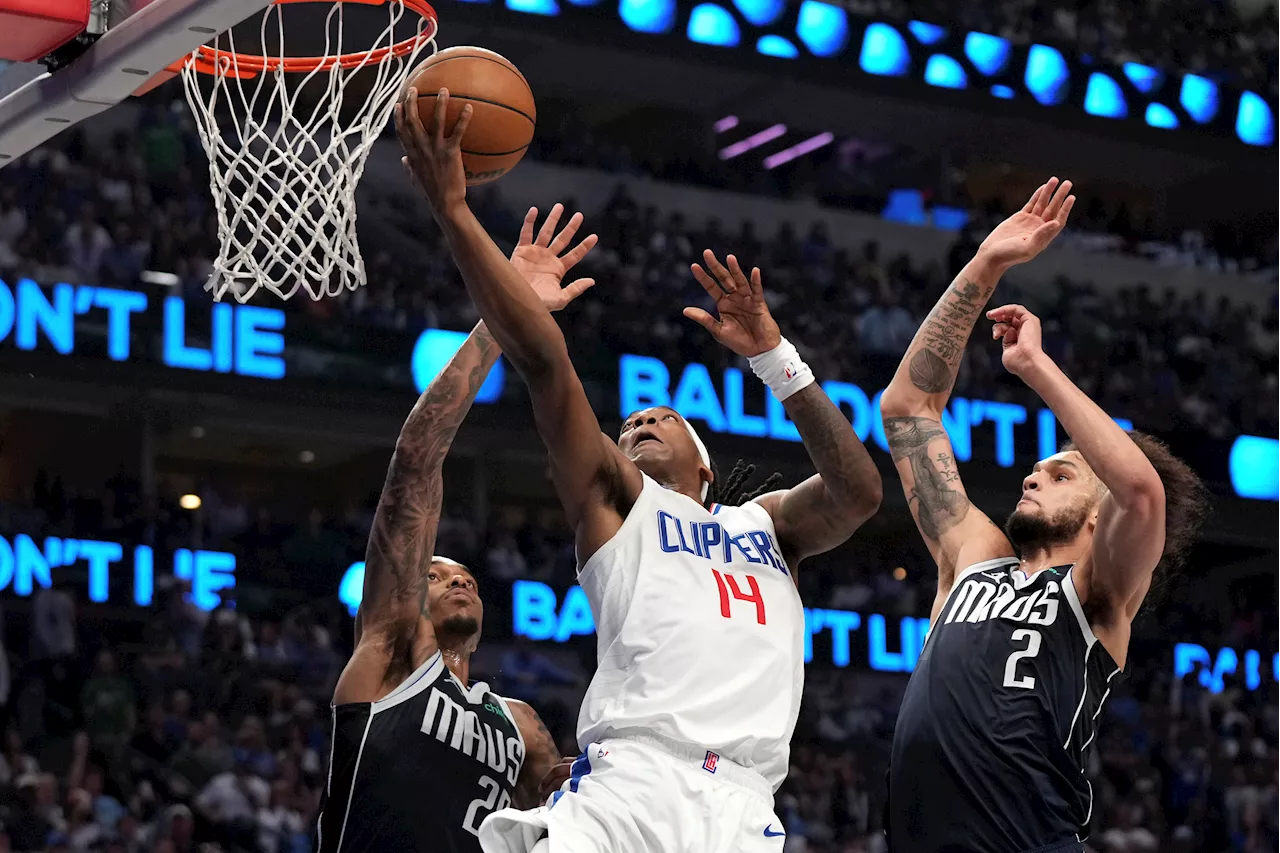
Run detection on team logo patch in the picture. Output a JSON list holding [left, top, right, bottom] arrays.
[[784, 364, 796, 379], [702, 751, 719, 773]]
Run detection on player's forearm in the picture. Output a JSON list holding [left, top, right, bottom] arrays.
[[1018, 353, 1162, 505], [403, 320, 500, 462], [782, 384, 883, 524], [881, 254, 1007, 416], [363, 322, 498, 620], [436, 202, 572, 380]]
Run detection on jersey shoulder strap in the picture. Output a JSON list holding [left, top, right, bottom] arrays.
[[366, 650, 446, 712]]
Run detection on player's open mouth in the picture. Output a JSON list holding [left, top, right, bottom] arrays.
[[632, 431, 662, 447]]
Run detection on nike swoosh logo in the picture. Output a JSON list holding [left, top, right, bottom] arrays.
[[763, 825, 785, 837]]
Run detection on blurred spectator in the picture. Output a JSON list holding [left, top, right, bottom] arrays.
[[80, 652, 136, 752], [194, 760, 269, 851]]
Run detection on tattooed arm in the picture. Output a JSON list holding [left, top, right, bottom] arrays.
[[754, 383, 882, 567], [880, 179, 1074, 602], [509, 700, 562, 809], [334, 322, 500, 704], [335, 196, 602, 705]]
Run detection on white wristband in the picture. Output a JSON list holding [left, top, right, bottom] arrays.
[[748, 337, 815, 401]]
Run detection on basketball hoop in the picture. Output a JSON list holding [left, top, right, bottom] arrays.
[[178, 0, 438, 302]]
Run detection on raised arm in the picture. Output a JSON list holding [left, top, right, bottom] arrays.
[[685, 252, 882, 566], [879, 179, 1075, 598], [989, 304, 1165, 621], [395, 90, 641, 549], [339, 212, 601, 703], [341, 321, 500, 701]]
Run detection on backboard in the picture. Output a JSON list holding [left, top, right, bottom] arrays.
[[0, 0, 273, 163]]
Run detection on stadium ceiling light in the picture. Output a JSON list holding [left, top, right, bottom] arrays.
[[179, 494, 202, 510], [763, 131, 834, 168], [718, 123, 787, 159], [713, 115, 739, 133]]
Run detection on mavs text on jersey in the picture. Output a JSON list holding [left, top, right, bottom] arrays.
[[318, 652, 526, 853], [889, 558, 1122, 853]]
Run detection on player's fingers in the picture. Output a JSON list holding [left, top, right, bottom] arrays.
[[537, 204, 564, 247], [748, 266, 764, 297], [992, 322, 1011, 340], [726, 254, 751, 293], [691, 263, 728, 297], [447, 103, 473, 150], [1030, 177, 1058, 216], [683, 306, 720, 334], [561, 233, 598, 269], [1055, 194, 1076, 227], [986, 304, 1025, 321], [399, 156, 421, 191], [428, 88, 448, 147], [561, 278, 596, 303], [1020, 183, 1045, 213], [1044, 179, 1072, 220], [518, 207, 537, 246], [701, 250, 735, 293], [402, 91, 433, 157], [1030, 218, 1064, 247], [550, 211, 583, 254]]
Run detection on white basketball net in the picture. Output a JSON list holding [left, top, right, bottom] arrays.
[[180, 1, 437, 302]]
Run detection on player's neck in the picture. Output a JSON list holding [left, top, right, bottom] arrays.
[[1017, 541, 1085, 575], [656, 474, 704, 505], [439, 644, 471, 686]]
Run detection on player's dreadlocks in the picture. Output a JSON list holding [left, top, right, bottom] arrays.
[[706, 458, 785, 507]]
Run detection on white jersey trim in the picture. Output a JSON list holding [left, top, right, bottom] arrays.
[[499, 696, 529, 762], [333, 710, 374, 853], [1061, 567, 1096, 646], [934, 556, 1020, 621], [369, 650, 446, 713]]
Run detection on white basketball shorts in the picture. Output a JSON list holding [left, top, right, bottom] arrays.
[[478, 732, 787, 853]]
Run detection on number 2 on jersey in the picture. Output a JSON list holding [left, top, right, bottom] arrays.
[[1002, 628, 1042, 690], [711, 569, 766, 624], [462, 775, 509, 837]]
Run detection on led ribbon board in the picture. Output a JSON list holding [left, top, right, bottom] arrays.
[[444, 0, 1275, 146]]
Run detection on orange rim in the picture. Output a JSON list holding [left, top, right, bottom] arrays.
[[172, 0, 438, 79]]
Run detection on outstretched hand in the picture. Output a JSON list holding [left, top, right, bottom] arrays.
[[394, 88, 472, 215], [686, 250, 781, 358], [511, 204, 599, 312], [988, 304, 1045, 377], [977, 178, 1075, 270]]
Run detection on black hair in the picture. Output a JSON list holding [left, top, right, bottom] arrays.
[[706, 458, 785, 507], [1062, 432, 1209, 606]]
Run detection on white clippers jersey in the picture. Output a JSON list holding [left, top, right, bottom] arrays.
[[576, 474, 805, 790]]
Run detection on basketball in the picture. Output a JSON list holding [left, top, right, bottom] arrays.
[[407, 47, 536, 186]]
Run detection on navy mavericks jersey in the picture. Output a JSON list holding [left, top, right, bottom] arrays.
[[317, 652, 526, 853], [888, 559, 1122, 853]]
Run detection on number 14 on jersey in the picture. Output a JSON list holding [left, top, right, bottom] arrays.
[[711, 569, 766, 624]]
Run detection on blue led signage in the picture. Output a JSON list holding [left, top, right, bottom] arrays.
[[512, 579, 931, 670], [1174, 642, 1278, 693], [0, 534, 235, 610], [411, 328, 506, 398], [0, 279, 285, 379], [618, 353, 1130, 468], [445, 0, 1276, 147], [335, 571, 1276, 686]]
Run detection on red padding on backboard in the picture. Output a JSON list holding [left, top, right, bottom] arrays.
[[0, 0, 90, 63]]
